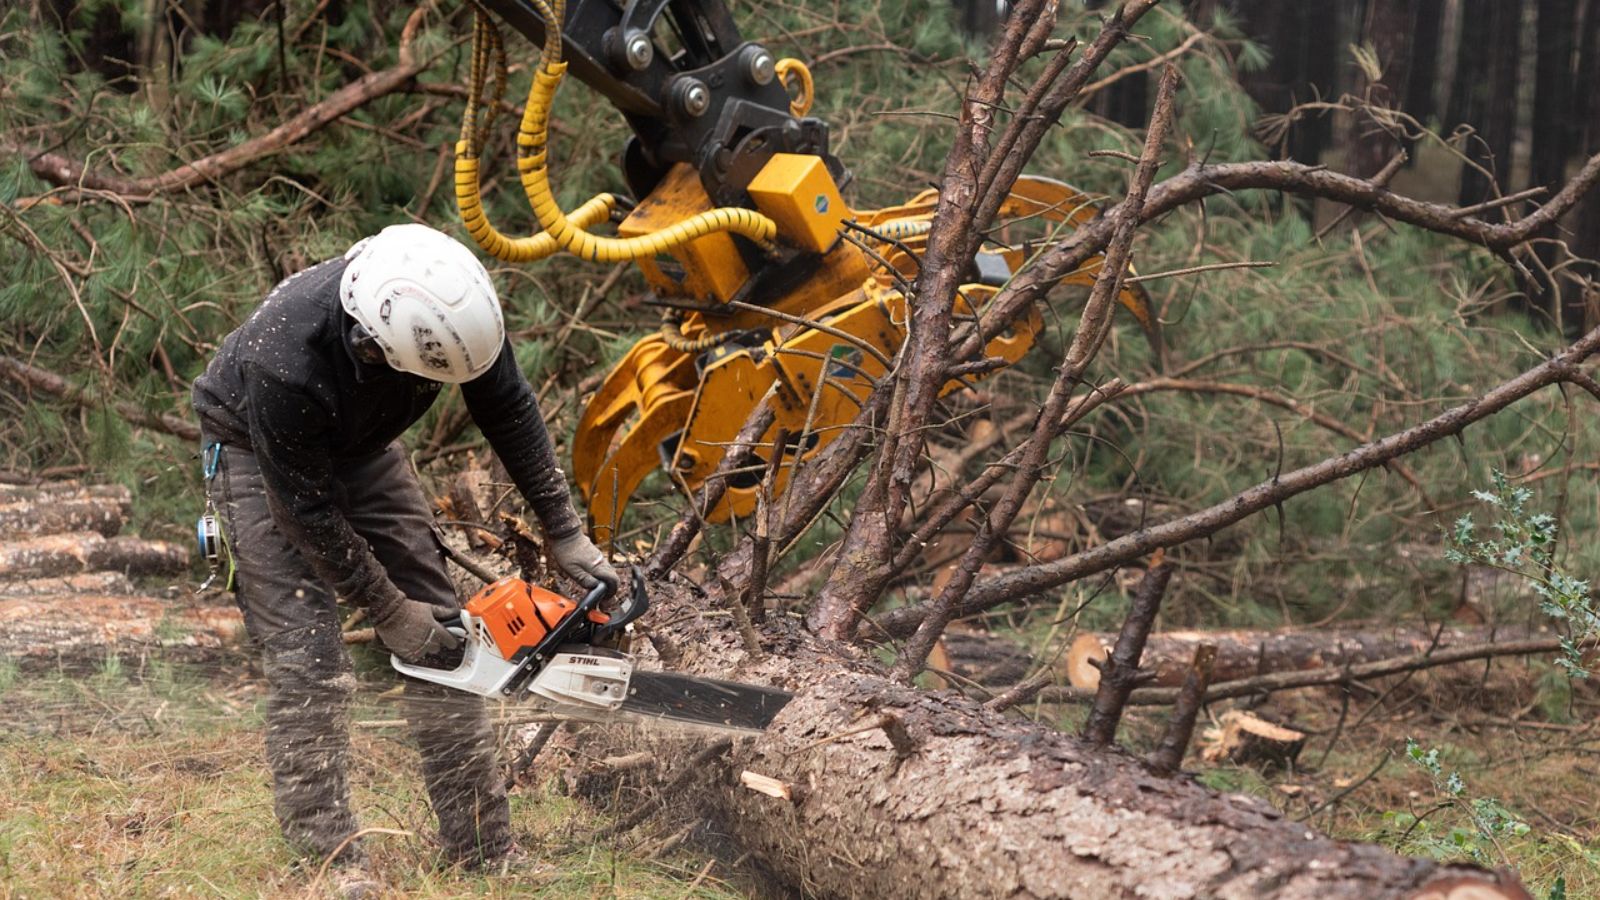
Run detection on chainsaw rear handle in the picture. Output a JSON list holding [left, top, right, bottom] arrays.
[[595, 566, 649, 641]]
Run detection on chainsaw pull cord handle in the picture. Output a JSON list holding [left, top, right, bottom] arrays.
[[514, 0, 782, 264]]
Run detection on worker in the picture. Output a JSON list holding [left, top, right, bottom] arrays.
[[191, 223, 616, 891]]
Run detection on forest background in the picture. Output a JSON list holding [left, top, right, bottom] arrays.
[[3, 0, 1600, 896]]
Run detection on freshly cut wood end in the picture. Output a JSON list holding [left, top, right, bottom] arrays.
[[1409, 873, 1536, 900], [739, 770, 793, 801], [1066, 634, 1111, 690], [1200, 711, 1306, 769]]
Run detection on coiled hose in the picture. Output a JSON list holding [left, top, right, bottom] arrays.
[[514, 0, 780, 263], [454, 10, 614, 262], [861, 218, 932, 242], [657, 311, 725, 353]]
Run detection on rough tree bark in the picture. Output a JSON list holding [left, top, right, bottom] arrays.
[[596, 580, 1529, 899], [1450, 0, 1524, 206], [810, 0, 1163, 640], [0, 479, 236, 665], [0, 533, 189, 579], [0, 482, 132, 537], [0, 594, 242, 665], [1348, 0, 1413, 178]]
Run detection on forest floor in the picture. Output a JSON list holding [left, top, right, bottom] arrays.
[[0, 653, 759, 899], [3, 612, 1597, 898], [1100, 665, 1600, 898]]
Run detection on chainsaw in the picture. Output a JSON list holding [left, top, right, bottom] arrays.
[[392, 567, 791, 733]]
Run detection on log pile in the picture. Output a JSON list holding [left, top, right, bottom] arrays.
[[0, 481, 241, 664]]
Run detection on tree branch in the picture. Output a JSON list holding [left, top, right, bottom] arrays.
[[808, 0, 1060, 638], [963, 151, 1600, 359], [0, 354, 199, 442], [873, 325, 1600, 637], [646, 388, 778, 579], [889, 64, 1181, 677], [9, 7, 432, 204], [1041, 635, 1599, 707]]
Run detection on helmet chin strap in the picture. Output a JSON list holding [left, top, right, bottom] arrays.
[[345, 316, 393, 369]]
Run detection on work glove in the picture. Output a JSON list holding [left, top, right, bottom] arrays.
[[372, 597, 462, 663], [549, 531, 620, 593]]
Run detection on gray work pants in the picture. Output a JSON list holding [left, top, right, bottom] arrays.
[[204, 437, 511, 866]]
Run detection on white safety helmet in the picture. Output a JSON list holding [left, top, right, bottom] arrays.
[[339, 223, 505, 383]]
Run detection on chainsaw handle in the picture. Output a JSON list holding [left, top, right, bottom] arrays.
[[595, 567, 649, 641], [577, 578, 614, 615]]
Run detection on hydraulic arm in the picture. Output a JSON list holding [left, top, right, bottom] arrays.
[[456, 0, 1161, 547]]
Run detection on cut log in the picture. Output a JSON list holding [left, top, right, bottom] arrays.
[[1065, 625, 1537, 690], [0, 594, 243, 662], [0, 571, 137, 599], [0, 489, 132, 538], [1201, 711, 1308, 770], [0, 533, 189, 579], [0, 481, 130, 500], [586, 579, 1527, 899]]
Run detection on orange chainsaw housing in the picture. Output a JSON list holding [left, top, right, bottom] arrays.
[[464, 577, 609, 661]]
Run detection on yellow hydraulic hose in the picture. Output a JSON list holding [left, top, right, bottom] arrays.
[[658, 311, 725, 353], [512, 0, 779, 264], [453, 11, 613, 262], [862, 218, 932, 242], [456, 156, 615, 261]]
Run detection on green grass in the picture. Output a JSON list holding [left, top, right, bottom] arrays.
[[0, 661, 747, 899]]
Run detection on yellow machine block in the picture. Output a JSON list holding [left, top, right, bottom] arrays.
[[747, 153, 848, 254], [619, 164, 748, 302]]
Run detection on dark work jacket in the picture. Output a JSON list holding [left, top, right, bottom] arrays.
[[192, 256, 580, 610]]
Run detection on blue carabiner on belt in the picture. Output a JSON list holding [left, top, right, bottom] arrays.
[[203, 442, 222, 481]]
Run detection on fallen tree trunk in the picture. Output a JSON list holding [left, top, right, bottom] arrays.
[[0, 481, 129, 499], [1063, 625, 1542, 690], [0, 594, 243, 663], [0, 571, 137, 599], [0, 533, 189, 579], [589, 579, 1526, 899], [1048, 634, 1599, 708], [0, 485, 132, 538], [0, 355, 201, 442], [932, 628, 1036, 685]]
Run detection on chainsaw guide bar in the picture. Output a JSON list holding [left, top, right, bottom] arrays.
[[620, 670, 792, 734]]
